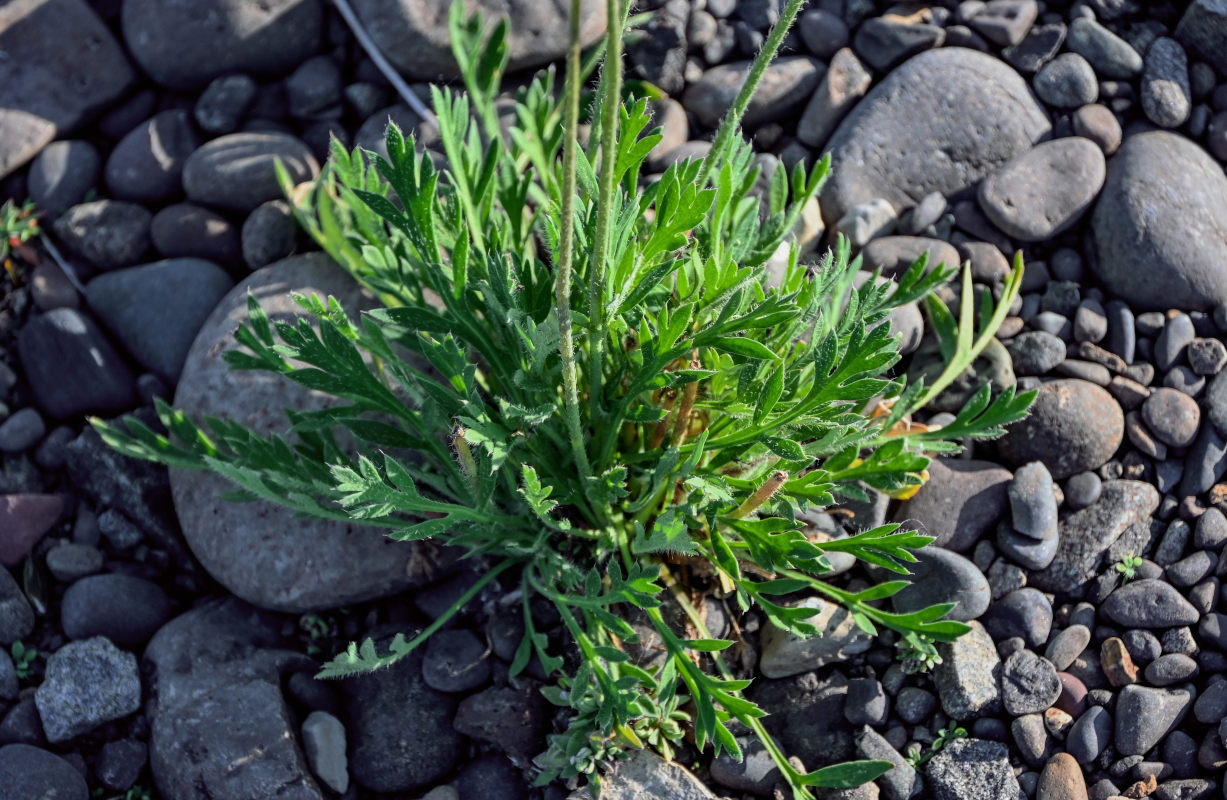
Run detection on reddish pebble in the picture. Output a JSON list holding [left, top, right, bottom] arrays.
[[0, 493, 64, 565], [1101, 637, 1138, 687], [1054, 671, 1088, 716], [1038, 752, 1089, 800]]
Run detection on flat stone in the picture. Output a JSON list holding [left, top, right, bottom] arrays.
[[60, 573, 173, 648], [926, 738, 1021, 800], [969, 0, 1037, 47], [52, 200, 151, 271], [859, 236, 961, 279], [981, 587, 1052, 649], [934, 621, 1002, 720], [122, 0, 323, 90], [105, 110, 200, 203], [1090, 132, 1227, 312], [749, 672, 856, 769], [1101, 579, 1200, 628], [1115, 684, 1193, 755], [151, 203, 242, 268], [351, 0, 604, 80], [0, 744, 88, 800], [1067, 17, 1143, 78], [1029, 480, 1159, 593], [997, 520, 1059, 570], [34, 637, 141, 743], [978, 137, 1105, 241], [892, 547, 990, 622], [182, 133, 319, 213], [759, 595, 873, 677], [684, 56, 824, 129], [599, 748, 716, 800], [820, 47, 1050, 226], [144, 598, 325, 800], [1002, 649, 1062, 715], [797, 47, 872, 150], [452, 684, 546, 761], [85, 259, 234, 384], [17, 309, 137, 419], [894, 458, 1011, 552], [852, 16, 944, 73], [170, 255, 428, 612], [998, 379, 1124, 480], [27, 140, 101, 219], [0, 0, 135, 180]]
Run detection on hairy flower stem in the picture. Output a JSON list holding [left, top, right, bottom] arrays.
[[587, 0, 623, 417], [697, 0, 807, 188], [556, 0, 593, 483]]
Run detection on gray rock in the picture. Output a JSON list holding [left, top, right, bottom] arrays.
[[85, 258, 234, 384], [27, 141, 101, 218], [171, 255, 428, 612], [894, 458, 1011, 552], [1142, 388, 1201, 448], [0, 0, 134, 180], [1188, 338, 1227, 375], [749, 671, 855, 769], [896, 686, 938, 724], [1193, 679, 1227, 723], [455, 754, 525, 800], [1181, 422, 1227, 496], [352, 0, 605, 80], [452, 684, 546, 760], [981, 587, 1052, 649], [1145, 653, 1199, 686], [599, 748, 716, 800], [17, 309, 137, 419], [1033, 53, 1098, 108], [286, 55, 342, 120], [1001, 649, 1062, 714], [833, 198, 897, 248], [1090, 132, 1227, 311], [684, 56, 824, 129], [858, 727, 919, 800], [1176, 0, 1227, 76], [105, 110, 200, 203], [1009, 461, 1058, 541], [892, 547, 991, 622], [121, 0, 323, 90], [1003, 22, 1066, 74], [1030, 480, 1158, 593], [968, 0, 1037, 47], [1155, 312, 1195, 370], [52, 200, 151, 270], [1046, 625, 1091, 671], [242, 200, 299, 270], [799, 8, 850, 60], [977, 137, 1105, 241], [1067, 704, 1112, 764], [820, 47, 1049, 226], [1142, 38, 1192, 129], [182, 133, 319, 213], [144, 598, 324, 800], [60, 573, 173, 648], [926, 738, 1021, 800], [997, 520, 1059, 570], [0, 409, 45, 453], [0, 743, 88, 800], [1067, 17, 1143, 78], [34, 637, 141, 743], [0, 645, 16, 701], [1073, 104, 1123, 156], [998, 379, 1124, 480], [421, 629, 491, 693], [934, 621, 1002, 720], [860, 236, 961, 278], [1006, 331, 1067, 375], [0, 560, 33, 645], [301, 711, 347, 794], [852, 16, 944, 73], [1102, 579, 1200, 628], [797, 47, 872, 150], [1011, 713, 1052, 766], [195, 74, 258, 135], [759, 595, 873, 677], [1115, 684, 1194, 755], [151, 203, 242, 267], [710, 738, 781, 795], [96, 737, 147, 792]]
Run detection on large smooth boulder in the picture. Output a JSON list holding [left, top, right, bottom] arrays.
[[1090, 131, 1227, 311], [351, 0, 605, 80], [820, 47, 1050, 224], [121, 0, 324, 90], [0, 0, 135, 179], [170, 254, 430, 612]]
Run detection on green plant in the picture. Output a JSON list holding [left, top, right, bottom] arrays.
[[10, 640, 37, 680], [896, 630, 942, 675], [1115, 553, 1143, 582], [92, 786, 153, 800], [0, 199, 40, 281], [904, 721, 967, 769], [92, 0, 1033, 796]]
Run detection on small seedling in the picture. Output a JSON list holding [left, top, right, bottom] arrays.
[[896, 630, 942, 675], [0, 199, 40, 281], [905, 722, 968, 768], [1115, 553, 1143, 583], [10, 640, 37, 680]]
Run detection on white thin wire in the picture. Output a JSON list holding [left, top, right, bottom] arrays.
[[330, 0, 437, 125]]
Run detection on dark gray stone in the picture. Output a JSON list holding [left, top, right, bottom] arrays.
[[242, 201, 299, 270], [934, 621, 1002, 720], [34, 637, 141, 743], [1176, 1, 1227, 76], [122, 0, 324, 90], [981, 587, 1051, 649], [1067, 704, 1112, 764], [85, 258, 234, 384], [710, 737, 781, 796], [105, 110, 200, 203], [1102, 579, 1200, 628], [1115, 684, 1193, 755], [151, 203, 242, 267], [0, 0, 135, 180], [1001, 649, 1061, 714], [1145, 653, 1199, 686], [820, 47, 1049, 226], [27, 141, 101, 218], [421, 629, 490, 693], [0, 743, 88, 800], [182, 133, 319, 213], [1033, 52, 1098, 108], [1142, 37, 1191, 129], [1067, 17, 1143, 78], [683, 57, 823, 129], [1090, 132, 1227, 312], [195, 74, 258, 135], [852, 16, 944, 72], [892, 547, 990, 621], [1143, 388, 1201, 447], [453, 684, 547, 761], [968, 0, 1037, 47], [96, 737, 147, 792], [894, 458, 1011, 552], [60, 573, 173, 648], [797, 47, 872, 150], [1181, 423, 1227, 497], [978, 137, 1105, 241], [1009, 461, 1058, 540], [52, 200, 151, 270], [1006, 331, 1067, 375], [926, 738, 1021, 800], [998, 379, 1124, 480], [18, 309, 137, 419]]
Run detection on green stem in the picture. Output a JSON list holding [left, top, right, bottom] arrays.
[[556, 0, 594, 482], [696, 0, 807, 187], [588, 0, 624, 418]]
